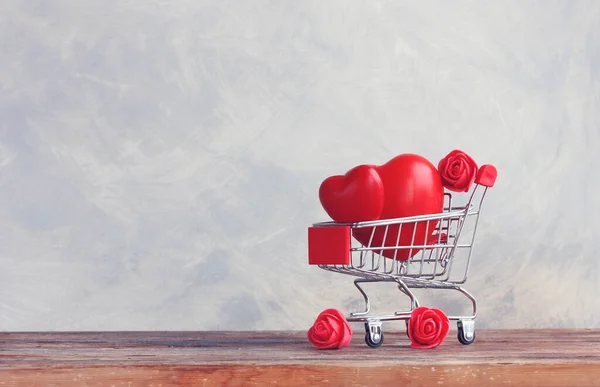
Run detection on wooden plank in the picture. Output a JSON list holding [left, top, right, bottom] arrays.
[[1, 330, 600, 386]]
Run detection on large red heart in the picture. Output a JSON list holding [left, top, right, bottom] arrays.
[[318, 165, 384, 223], [352, 154, 445, 261]]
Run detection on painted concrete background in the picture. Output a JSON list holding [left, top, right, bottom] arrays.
[[1, 0, 599, 332]]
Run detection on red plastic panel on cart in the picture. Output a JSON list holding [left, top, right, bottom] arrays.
[[308, 226, 351, 265], [475, 164, 497, 187]]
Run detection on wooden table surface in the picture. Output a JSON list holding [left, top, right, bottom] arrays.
[[1, 329, 600, 386]]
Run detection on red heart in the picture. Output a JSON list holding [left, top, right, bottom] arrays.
[[318, 165, 384, 224], [352, 154, 444, 261]]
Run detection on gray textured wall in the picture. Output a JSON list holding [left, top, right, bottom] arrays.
[[1, 0, 599, 332]]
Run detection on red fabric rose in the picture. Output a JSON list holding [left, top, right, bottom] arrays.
[[438, 150, 478, 192], [307, 308, 352, 349], [407, 306, 450, 349]]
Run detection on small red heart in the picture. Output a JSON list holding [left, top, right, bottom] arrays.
[[318, 165, 384, 224]]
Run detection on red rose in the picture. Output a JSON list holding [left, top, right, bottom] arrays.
[[407, 306, 450, 349], [307, 308, 352, 349], [438, 150, 478, 192]]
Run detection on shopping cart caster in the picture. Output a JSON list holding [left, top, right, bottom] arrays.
[[364, 321, 384, 348], [457, 320, 476, 345]]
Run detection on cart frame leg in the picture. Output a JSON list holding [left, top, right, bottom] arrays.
[[349, 277, 419, 318]]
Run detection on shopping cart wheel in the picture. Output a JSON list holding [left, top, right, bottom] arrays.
[[364, 321, 384, 348], [457, 320, 476, 345]]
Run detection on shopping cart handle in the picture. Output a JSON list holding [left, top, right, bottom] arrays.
[[475, 164, 497, 187]]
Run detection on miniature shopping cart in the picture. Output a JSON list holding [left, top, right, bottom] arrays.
[[308, 165, 497, 348]]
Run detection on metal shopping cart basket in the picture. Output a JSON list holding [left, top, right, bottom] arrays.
[[308, 164, 497, 348]]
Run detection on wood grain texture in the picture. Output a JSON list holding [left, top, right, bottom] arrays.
[[1, 330, 600, 386]]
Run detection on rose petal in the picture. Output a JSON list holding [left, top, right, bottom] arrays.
[[308, 319, 333, 348], [323, 316, 341, 341], [318, 340, 339, 349], [453, 173, 470, 188], [455, 154, 468, 163], [424, 318, 442, 341], [338, 319, 353, 348], [424, 320, 434, 335], [451, 158, 465, 172], [450, 165, 462, 178], [337, 315, 353, 348], [432, 308, 451, 339], [414, 316, 425, 341], [411, 341, 440, 349], [315, 321, 333, 341], [311, 321, 333, 344], [314, 321, 328, 333], [320, 309, 346, 323], [322, 312, 342, 329], [438, 157, 449, 172], [308, 327, 329, 347], [418, 316, 437, 342], [415, 316, 429, 341], [408, 307, 428, 345], [323, 316, 340, 331], [443, 164, 458, 181]]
